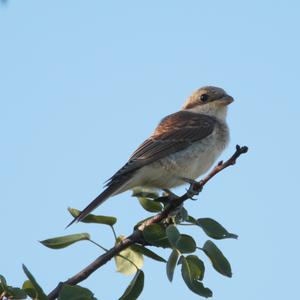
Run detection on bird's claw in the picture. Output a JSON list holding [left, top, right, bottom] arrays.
[[181, 177, 203, 199], [184, 188, 198, 200]]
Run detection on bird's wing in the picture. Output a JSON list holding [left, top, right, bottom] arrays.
[[106, 111, 216, 185], [67, 111, 216, 227]]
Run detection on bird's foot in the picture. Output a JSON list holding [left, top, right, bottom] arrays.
[[180, 177, 203, 200], [163, 189, 180, 201], [153, 189, 179, 205]]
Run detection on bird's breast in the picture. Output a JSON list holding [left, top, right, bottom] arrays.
[[131, 121, 229, 189]]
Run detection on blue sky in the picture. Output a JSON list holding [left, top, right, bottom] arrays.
[[1, 1, 299, 299]]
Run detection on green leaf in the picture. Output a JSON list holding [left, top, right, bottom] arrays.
[[130, 244, 166, 262], [22, 264, 48, 300], [181, 256, 213, 298], [166, 226, 196, 253], [166, 249, 180, 282], [58, 284, 96, 300], [22, 280, 37, 298], [178, 207, 189, 222], [115, 236, 144, 275], [68, 207, 117, 225], [0, 275, 8, 292], [186, 215, 197, 224], [143, 224, 171, 248], [134, 217, 153, 230], [196, 218, 238, 239], [40, 233, 90, 249], [0, 276, 27, 300], [132, 188, 159, 199], [137, 197, 163, 212], [166, 225, 180, 247], [202, 240, 232, 277], [119, 270, 144, 300], [6, 287, 27, 299], [177, 255, 184, 265], [185, 255, 205, 281], [176, 234, 197, 254]]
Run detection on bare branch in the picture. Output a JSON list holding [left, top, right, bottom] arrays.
[[48, 145, 248, 299]]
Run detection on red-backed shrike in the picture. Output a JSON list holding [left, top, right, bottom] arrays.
[[68, 86, 233, 227]]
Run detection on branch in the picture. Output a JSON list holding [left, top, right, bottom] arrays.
[[48, 145, 248, 299]]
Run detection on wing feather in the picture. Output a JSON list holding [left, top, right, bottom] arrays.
[[106, 111, 216, 186], [69, 111, 216, 226]]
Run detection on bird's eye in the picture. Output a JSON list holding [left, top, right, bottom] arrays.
[[200, 94, 209, 102]]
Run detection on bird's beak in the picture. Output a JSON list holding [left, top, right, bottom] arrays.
[[220, 95, 234, 105]]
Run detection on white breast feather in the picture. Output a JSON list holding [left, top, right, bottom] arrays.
[[122, 121, 229, 190]]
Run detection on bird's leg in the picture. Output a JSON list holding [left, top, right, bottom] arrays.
[[179, 177, 203, 200], [163, 202, 184, 225], [154, 189, 178, 205], [161, 189, 182, 224], [163, 189, 179, 200]]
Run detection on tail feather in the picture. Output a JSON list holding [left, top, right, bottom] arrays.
[[66, 182, 124, 228]]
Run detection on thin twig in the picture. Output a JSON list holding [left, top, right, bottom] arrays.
[[110, 225, 118, 241], [88, 239, 108, 252], [89, 238, 140, 270], [48, 145, 248, 299]]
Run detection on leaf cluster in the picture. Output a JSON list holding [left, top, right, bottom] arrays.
[[1, 267, 96, 300], [1, 190, 238, 300]]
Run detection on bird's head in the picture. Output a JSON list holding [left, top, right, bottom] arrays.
[[182, 86, 234, 120]]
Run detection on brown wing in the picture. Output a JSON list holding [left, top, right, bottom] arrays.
[[105, 111, 216, 186], [67, 111, 216, 227]]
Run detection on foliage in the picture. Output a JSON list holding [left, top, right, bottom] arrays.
[[0, 189, 238, 300]]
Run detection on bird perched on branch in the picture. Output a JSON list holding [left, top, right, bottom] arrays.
[[67, 86, 233, 227]]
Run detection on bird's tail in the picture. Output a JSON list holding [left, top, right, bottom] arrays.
[[66, 182, 125, 228]]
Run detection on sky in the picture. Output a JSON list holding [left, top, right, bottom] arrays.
[[1, 0, 300, 299]]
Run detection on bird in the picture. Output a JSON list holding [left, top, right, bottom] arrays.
[[67, 86, 233, 227]]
